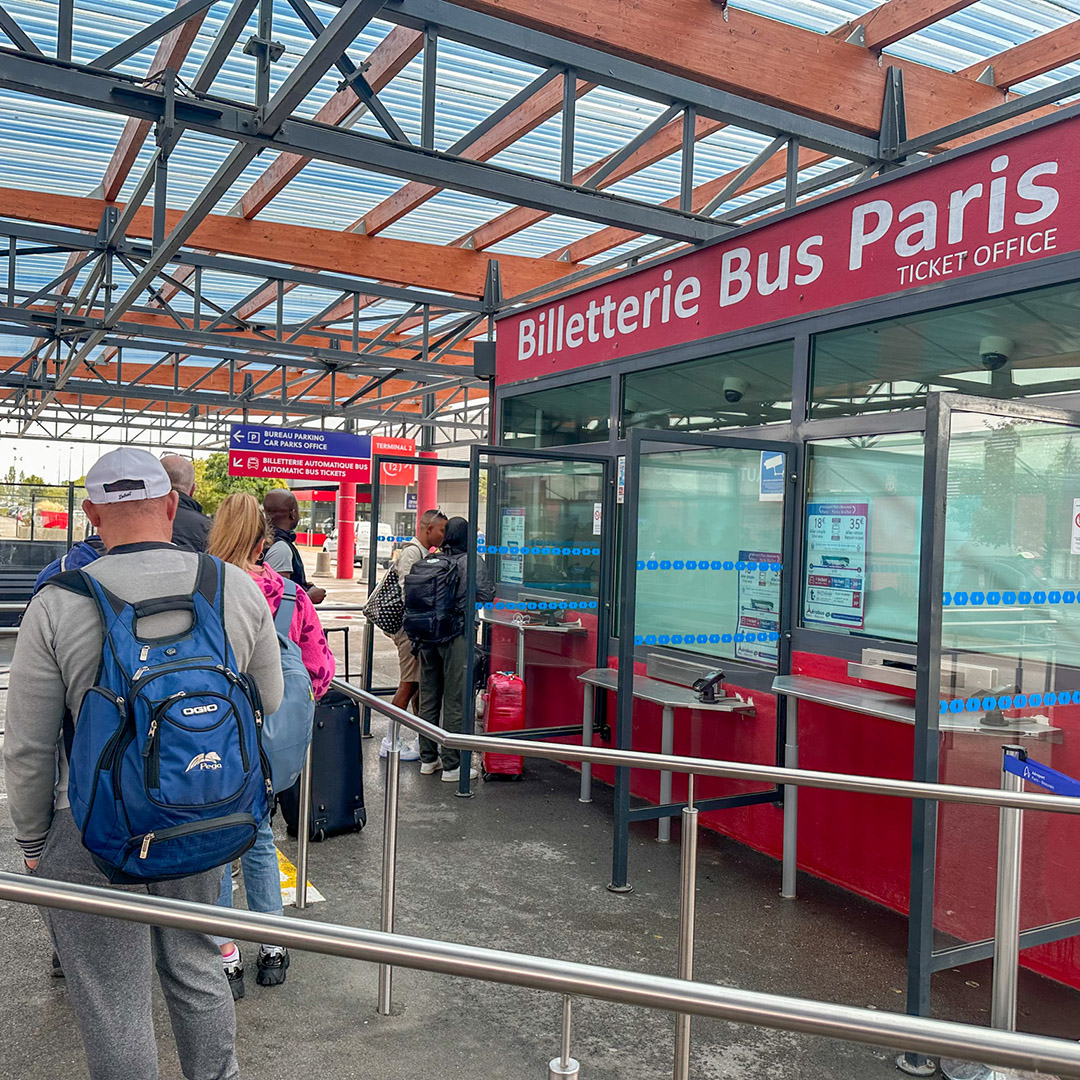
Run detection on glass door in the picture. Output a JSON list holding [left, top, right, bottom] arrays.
[[910, 393, 1080, 1028], [359, 452, 471, 732], [612, 427, 797, 889], [457, 446, 615, 796]]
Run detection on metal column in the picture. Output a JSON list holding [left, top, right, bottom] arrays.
[[579, 689, 593, 804], [659, 705, 674, 843], [781, 698, 798, 899]]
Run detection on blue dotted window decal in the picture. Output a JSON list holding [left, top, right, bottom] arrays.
[[935, 690, 1080, 715]]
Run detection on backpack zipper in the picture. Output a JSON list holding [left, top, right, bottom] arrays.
[[131, 657, 214, 691], [136, 812, 256, 860]]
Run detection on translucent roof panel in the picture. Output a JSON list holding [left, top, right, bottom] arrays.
[[0, 0, 1078, 327]]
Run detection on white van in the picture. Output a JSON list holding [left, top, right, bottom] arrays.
[[322, 521, 393, 570]]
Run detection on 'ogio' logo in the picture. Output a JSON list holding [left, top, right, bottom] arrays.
[[185, 752, 223, 773], [181, 703, 219, 717]]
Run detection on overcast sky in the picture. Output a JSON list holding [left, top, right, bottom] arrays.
[[3, 438, 211, 483]]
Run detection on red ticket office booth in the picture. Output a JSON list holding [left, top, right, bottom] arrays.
[[483, 106, 1080, 1023]]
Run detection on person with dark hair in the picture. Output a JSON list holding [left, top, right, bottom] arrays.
[[412, 516, 493, 782], [263, 489, 326, 605], [391, 508, 447, 767]]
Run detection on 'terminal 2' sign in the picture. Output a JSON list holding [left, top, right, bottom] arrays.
[[497, 111, 1078, 383]]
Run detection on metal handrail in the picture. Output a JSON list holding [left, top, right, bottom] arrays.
[[2, 871, 1080, 1078], [330, 673, 1080, 1077], [328, 678, 1080, 816]]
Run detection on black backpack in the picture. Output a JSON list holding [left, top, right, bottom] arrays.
[[403, 553, 460, 645]]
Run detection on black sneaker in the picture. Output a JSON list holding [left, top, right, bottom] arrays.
[[256, 946, 289, 987], [51, 952, 64, 979], [223, 949, 245, 1001]]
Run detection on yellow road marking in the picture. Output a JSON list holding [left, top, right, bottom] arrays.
[[277, 847, 325, 907]]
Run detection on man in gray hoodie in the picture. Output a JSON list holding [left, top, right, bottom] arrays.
[[4, 447, 284, 1080]]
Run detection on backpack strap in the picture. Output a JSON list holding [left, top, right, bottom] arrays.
[[273, 578, 298, 638]]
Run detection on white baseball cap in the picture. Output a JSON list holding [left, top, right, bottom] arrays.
[[85, 447, 172, 504]]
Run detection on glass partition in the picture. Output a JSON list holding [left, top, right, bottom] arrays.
[[622, 340, 793, 434], [464, 449, 610, 779], [488, 459, 604, 600], [501, 378, 611, 449], [926, 401, 1080, 998], [801, 433, 925, 642], [635, 444, 787, 666], [811, 279, 1080, 421]]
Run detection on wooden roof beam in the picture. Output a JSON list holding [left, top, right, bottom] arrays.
[[356, 71, 595, 237], [0, 187, 573, 297], [832, 0, 978, 51], [458, 112, 725, 252], [441, 0, 1009, 138], [549, 144, 830, 265], [101, 0, 213, 202], [959, 20, 1080, 89], [237, 25, 424, 219]]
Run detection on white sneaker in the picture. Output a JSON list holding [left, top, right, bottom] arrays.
[[381, 734, 422, 761], [420, 759, 443, 775], [441, 763, 480, 782]]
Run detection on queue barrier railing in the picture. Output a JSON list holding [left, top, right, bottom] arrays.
[[4, 622, 1079, 1077], [325, 676, 1080, 1079], [3, 870, 1080, 1079]]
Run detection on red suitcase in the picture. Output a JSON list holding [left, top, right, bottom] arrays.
[[482, 672, 526, 779]]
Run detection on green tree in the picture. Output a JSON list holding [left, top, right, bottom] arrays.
[[194, 453, 287, 515]]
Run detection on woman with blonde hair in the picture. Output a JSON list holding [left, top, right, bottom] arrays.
[[206, 492, 334, 999]]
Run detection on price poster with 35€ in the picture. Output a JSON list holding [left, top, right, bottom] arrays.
[[803, 503, 868, 631]]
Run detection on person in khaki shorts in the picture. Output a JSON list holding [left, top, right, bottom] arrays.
[[389, 509, 447, 765]]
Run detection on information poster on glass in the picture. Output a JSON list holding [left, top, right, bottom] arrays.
[[803, 503, 868, 630], [500, 507, 526, 585], [736, 550, 781, 664]]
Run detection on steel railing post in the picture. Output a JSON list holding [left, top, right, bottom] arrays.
[[579, 689, 593, 804], [941, 745, 1028, 1080], [673, 775, 699, 1080], [549, 994, 579, 1078], [296, 743, 313, 910], [360, 618, 374, 737], [781, 699, 798, 899], [992, 746, 1026, 1032], [378, 719, 402, 1016]]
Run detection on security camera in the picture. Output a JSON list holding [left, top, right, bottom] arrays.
[[979, 336, 1015, 372], [723, 377, 749, 404]]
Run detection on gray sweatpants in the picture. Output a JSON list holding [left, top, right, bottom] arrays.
[[34, 809, 239, 1080]]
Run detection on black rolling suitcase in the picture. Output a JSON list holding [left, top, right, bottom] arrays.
[[279, 688, 367, 841]]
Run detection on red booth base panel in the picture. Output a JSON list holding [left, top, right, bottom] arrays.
[[490, 627, 1080, 993]]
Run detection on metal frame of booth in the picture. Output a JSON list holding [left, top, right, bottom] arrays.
[[489, 108, 1080, 1058]]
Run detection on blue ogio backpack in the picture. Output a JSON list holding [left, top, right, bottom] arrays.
[[46, 554, 271, 883], [32, 536, 106, 594], [261, 580, 315, 792]]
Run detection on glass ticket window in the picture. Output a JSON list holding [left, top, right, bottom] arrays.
[[811, 279, 1080, 421], [931, 403, 1080, 962], [490, 460, 605, 600], [635, 444, 787, 666], [622, 340, 793, 434], [941, 411, 1080, 675], [501, 378, 611, 449], [802, 433, 925, 642]]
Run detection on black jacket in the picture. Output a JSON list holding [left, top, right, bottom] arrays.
[[450, 550, 495, 611], [271, 527, 310, 590], [171, 491, 212, 553]]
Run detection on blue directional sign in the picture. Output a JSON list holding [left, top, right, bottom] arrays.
[[230, 424, 371, 459]]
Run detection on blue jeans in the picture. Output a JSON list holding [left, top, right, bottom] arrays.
[[213, 814, 283, 947]]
